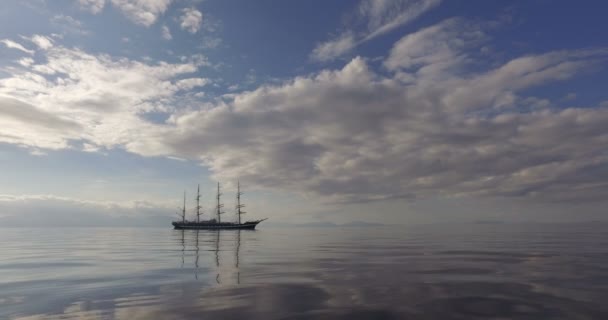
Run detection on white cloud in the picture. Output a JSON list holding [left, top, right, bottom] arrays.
[[30, 35, 54, 50], [180, 7, 203, 33], [174, 77, 210, 90], [2, 18, 608, 205], [151, 52, 606, 203], [144, 21, 608, 204], [311, 33, 356, 62], [77, 0, 106, 14], [18, 57, 35, 67], [110, 0, 173, 27], [1, 39, 34, 55], [360, 0, 442, 41], [161, 24, 172, 40], [77, 0, 173, 27], [0, 39, 208, 151], [311, 0, 441, 62]]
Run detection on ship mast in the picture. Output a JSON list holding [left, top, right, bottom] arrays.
[[216, 182, 224, 223], [196, 184, 202, 223], [236, 181, 246, 224]]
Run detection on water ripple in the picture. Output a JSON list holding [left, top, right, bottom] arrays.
[[1, 224, 607, 319]]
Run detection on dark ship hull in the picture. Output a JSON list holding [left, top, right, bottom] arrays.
[[172, 219, 265, 230]]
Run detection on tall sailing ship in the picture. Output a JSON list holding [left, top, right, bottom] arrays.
[[172, 182, 267, 230]]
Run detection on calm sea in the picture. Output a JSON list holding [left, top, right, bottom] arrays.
[[1, 224, 607, 319]]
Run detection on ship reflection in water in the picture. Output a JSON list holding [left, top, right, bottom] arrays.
[[178, 229, 243, 284], [1, 224, 608, 319]]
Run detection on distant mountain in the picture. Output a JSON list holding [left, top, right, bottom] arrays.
[[293, 222, 338, 228]]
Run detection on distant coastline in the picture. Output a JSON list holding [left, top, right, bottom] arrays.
[[264, 221, 386, 228]]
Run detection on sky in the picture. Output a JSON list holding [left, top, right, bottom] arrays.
[[1, 0, 608, 226]]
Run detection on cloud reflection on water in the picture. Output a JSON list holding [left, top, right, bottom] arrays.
[[2, 225, 607, 319]]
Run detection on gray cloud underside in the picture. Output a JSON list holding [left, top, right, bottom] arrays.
[[0, 96, 82, 149], [158, 57, 608, 203], [153, 19, 608, 203], [2, 19, 608, 204], [0, 96, 80, 130]]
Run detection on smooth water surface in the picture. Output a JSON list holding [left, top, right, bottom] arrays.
[[1, 224, 607, 319]]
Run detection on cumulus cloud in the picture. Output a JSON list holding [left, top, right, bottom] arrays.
[[144, 20, 607, 203], [0, 40, 209, 151], [2, 17, 608, 205], [311, 0, 441, 62], [148, 52, 607, 203], [180, 7, 203, 34], [29, 35, 54, 50], [110, 0, 172, 27]]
